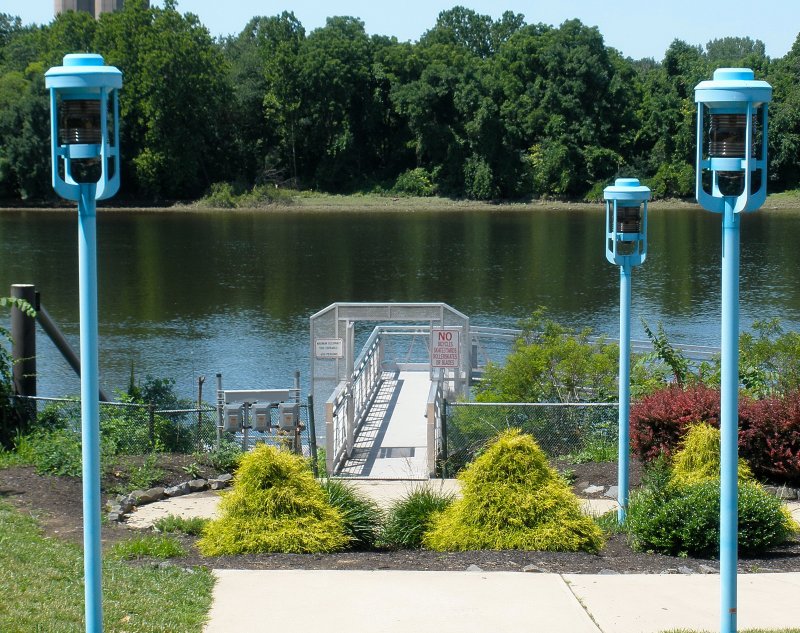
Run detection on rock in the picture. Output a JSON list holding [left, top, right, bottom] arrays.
[[164, 482, 191, 497], [145, 487, 165, 502], [128, 490, 148, 505], [188, 478, 208, 492], [522, 565, 547, 573], [466, 564, 483, 572], [131, 487, 164, 505], [776, 485, 798, 500], [583, 485, 604, 495], [678, 566, 694, 575], [603, 485, 619, 499]]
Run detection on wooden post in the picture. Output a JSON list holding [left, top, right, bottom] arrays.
[[10, 284, 37, 399]]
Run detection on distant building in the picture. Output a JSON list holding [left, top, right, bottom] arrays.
[[54, 0, 148, 19]]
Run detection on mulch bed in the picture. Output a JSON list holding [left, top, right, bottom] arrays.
[[1, 457, 799, 574]]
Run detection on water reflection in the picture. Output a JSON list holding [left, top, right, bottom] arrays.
[[1, 207, 799, 399]]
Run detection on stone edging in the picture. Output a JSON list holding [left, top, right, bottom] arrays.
[[105, 473, 233, 523]]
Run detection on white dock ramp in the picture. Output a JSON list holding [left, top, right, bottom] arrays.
[[338, 371, 431, 479]]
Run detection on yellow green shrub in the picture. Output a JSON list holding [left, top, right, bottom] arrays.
[[197, 445, 348, 555], [423, 429, 603, 553], [671, 422, 753, 488]]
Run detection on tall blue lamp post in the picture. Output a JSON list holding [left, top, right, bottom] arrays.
[[45, 53, 122, 633], [604, 178, 650, 523], [695, 68, 771, 633]]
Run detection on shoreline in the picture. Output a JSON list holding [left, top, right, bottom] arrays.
[[2, 191, 799, 213]]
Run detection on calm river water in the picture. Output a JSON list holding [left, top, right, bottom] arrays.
[[2, 206, 799, 400]]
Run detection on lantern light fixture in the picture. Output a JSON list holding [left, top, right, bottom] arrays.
[[695, 67, 772, 633], [45, 53, 122, 633], [604, 178, 650, 524]]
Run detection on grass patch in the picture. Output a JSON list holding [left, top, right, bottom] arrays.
[[153, 514, 209, 536], [108, 534, 186, 561], [322, 479, 383, 549], [381, 486, 454, 549], [564, 438, 618, 464], [0, 501, 213, 632]]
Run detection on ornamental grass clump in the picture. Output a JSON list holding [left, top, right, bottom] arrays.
[[423, 429, 603, 553], [197, 445, 348, 556]]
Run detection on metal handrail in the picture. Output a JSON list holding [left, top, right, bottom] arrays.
[[325, 380, 349, 474], [426, 371, 444, 477]]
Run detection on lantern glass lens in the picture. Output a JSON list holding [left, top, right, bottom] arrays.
[[709, 114, 747, 157], [59, 99, 101, 145], [617, 206, 641, 234]]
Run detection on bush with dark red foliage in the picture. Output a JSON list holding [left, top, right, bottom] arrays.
[[630, 385, 721, 462], [630, 385, 800, 485], [739, 393, 800, 485]]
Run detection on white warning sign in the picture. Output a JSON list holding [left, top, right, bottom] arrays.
[[431, 328, 460, 368]]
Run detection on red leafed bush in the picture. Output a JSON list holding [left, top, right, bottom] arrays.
[[631, 385, 800, 485], [630, 384, 721, 462], [739, 394, 800, 485]]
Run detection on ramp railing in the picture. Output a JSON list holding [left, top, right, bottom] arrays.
[[426, 370, 445, 477], [325, 327, 385, 475]]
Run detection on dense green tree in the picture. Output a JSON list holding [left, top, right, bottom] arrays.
[[767, 34, 800, 190], [94, 0, 232, 198], [0, 7, 799, 201], [225, 12, 305, 186]]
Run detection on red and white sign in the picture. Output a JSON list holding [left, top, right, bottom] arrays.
[[431, 328, 460, 368]]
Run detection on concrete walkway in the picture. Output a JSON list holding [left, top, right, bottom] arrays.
[[205, 570, 800, 633], [119, 482, 800, 632]]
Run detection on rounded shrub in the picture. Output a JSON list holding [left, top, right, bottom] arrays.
[[381, 486, 454, 549], [322, 479, 383, 549], [423, 429, 603, 553], [197, 445, 348, 556], [391, 168, 435, 197], [627, 479, 796, 557]]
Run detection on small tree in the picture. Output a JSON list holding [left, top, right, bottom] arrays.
[[476, 309, 618, 403]]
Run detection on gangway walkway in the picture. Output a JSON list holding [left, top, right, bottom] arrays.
[[338, 370, 431, 479], [314, 302, 720, 480]]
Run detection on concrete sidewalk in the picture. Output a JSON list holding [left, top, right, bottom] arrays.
[[204, 570, 800, 633]]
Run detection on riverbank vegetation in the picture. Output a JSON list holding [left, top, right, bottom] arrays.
[[2, 2, 800, 205]]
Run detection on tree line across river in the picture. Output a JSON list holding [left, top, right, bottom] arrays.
[[1, 0, 799, 203]]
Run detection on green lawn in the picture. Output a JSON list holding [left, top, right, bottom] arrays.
[[0, 501, 214, 632]]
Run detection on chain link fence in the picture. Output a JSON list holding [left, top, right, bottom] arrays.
[[441, 401, 618, 476], [15, 395, 319, 460], [16, 396, 218, 454]]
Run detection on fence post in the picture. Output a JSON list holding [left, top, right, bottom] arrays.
[[148, 403, 155, 449], [307, 395, 318, 477], [197, 375, 205, 452], [441, 399, 448, 478]]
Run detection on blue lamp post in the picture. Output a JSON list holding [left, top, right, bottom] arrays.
[[604, 178, 650, 523], [45, 53, 122, 633], [695, 68, 771, 633]]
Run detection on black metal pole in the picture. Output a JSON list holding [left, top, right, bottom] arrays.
[[441, 399, 449, 478], [307, 395, 318, 477]]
